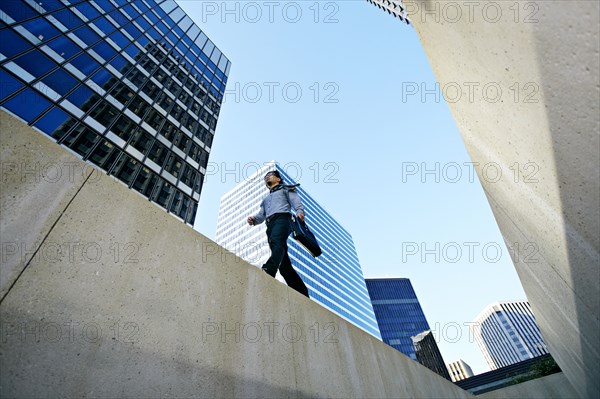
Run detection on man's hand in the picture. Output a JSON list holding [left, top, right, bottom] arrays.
[[297, 212, 305, 223], [247, 216, 256, 225]]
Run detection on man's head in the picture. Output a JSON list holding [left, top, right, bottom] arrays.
[[264, 170, 283, 188]]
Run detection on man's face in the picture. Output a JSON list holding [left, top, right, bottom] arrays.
[[264, 172, 281, 188]]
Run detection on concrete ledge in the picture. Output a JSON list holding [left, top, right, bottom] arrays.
[[479, 373, 577, 399], [0, 111, 472, 398], [0, 111, 93, 300]]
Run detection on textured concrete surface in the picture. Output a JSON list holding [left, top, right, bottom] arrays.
[[0, 112, 94, 300], [479, 372, 578, 399], [0, 111, 472, 398], [408, 1, 599, 397]]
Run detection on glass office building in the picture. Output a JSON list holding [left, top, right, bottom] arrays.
[[216, 162, 382, 339], [412, 330, 451, 380], [471, 301, 549, 370], [0, 0, 230, 224], [365, 278, 430, 360]]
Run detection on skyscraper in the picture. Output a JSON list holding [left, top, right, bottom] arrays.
[[471, 301, 549, 370], [216, 162, 381, 339], [0, 0, 230, 224], [447, 359, 474, 382], [366, 0, 411, 24], [412, 330, 452, 380], [365, 278, 430, 360]]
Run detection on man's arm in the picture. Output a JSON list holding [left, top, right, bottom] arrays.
[[288, 190, 305, 221], [248, 202, 266, 225]]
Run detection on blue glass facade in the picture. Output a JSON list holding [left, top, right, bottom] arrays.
[[216, 162, 382, 339], [365, 278, 430, 359], [0, 0, 230, 224]]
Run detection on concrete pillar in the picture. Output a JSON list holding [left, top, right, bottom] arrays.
[[407, 1, 599, 397]]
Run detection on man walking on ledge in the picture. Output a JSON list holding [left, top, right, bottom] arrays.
[[247, 170, 310, 298]]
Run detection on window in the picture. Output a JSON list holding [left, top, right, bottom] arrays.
[[34, 108, 72, 136], [2, 2, 37, 22], [50, 8, 84, 30], [122, 23, 142, 40], [144, 109, 164, 131], [70, 52, 100, 75], [88, 139, 119, 170], [47, 36, 81, 60], [70, 127, 101, 157], [164, 154, 183, 178], [141, 80, 160, 98], [169, 190, 183, 213], [108, 30, 129, 49], [89, 101, 119, 127], [129, 130, 153, 154], [0, 70, 25, 102], [13, 50, 57, 78], [153, 179, 174, 207], [92, 40, 117, 61], [126, 96, 149, 118], [179, 195, 191, 220], [109, 55, 132, 75], [111, 153, 139, 186], [174, 132, 190, 153], [48, 117, 78, 141], [132, 166, 157, 198], [126, 69, 146, 89], [72, 25, 100, 46], [123, 43, 142, 59], [21, 18, 61, 43], [67, 85, 100, 111], [109, 82, 135, 105], [159, 120, 177, 141], [147, 141, 168, 167], [91, 68, 116, 90], [110, 115, 136, 141], [157, 92, 173, 112], [72, 2, 101, 20], [91, 16, 116, 36], [1, 88, 51, 122]]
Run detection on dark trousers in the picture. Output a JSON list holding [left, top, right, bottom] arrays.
[[263, 213, 309, 298]]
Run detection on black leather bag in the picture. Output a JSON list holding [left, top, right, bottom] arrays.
[[290, 215, 322, 257]]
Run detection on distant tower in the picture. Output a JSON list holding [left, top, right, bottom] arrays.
[[447, 359, 474, 382], [471, 301, 549, 370], [365, 278, 430, 360], [412, 330, 452, 380]]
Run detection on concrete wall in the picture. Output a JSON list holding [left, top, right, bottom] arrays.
[[0, 111, 473, 398], [479, 373, 578, 399], [407, 1, 599, 398]]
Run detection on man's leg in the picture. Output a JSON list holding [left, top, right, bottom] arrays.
[[262, 216, 289, 277], [279, 253, 309, 298]]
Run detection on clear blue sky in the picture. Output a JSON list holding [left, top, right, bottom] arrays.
[[179, 0, 527, 375]]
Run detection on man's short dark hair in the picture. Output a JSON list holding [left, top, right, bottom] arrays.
[[264, 170, 283, 181]]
